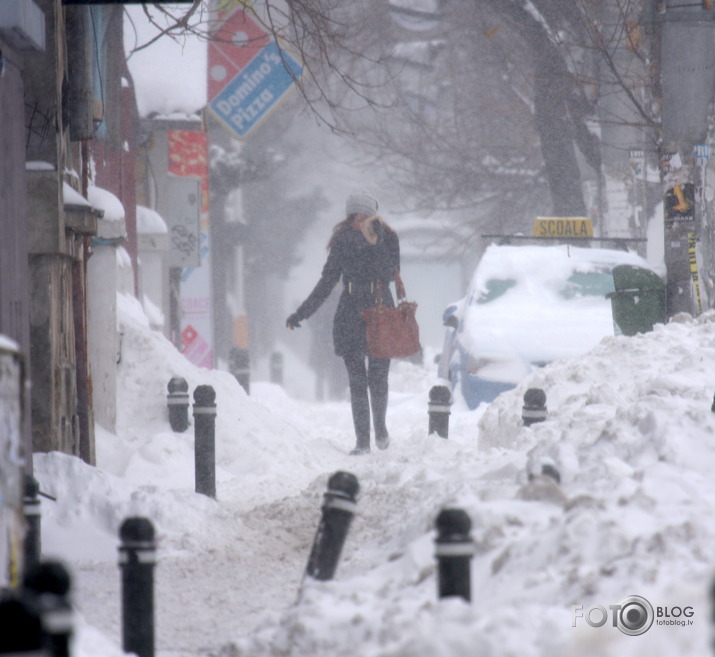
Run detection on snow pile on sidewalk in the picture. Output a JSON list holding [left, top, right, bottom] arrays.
[[33, 299, 715, 656]]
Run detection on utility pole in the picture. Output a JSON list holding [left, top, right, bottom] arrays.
[[647, 0, 715, 317]]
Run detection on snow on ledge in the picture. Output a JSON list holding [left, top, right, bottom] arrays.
[[26, 161, 55, 171], [137, 205, 168, 234], [0, 334, 19, 352], [88, 185, 125, 222], [63, 182, 92, 208]]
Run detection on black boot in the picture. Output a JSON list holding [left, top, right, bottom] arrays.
[[369, 358, 390, 450], [349, 385, 371, 455]]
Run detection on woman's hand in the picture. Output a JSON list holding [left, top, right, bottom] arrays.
[[286, 313, 302, 330]]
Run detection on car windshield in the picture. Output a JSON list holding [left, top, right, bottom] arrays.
[[474, 279, 517, 304], [475, 271, 615, 304], [559, 270, 616, 299]]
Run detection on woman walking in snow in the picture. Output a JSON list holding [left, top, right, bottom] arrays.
[[286, 192, 401, 455]]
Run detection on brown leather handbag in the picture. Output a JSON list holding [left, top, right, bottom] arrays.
[[362, 271, 420, 359]]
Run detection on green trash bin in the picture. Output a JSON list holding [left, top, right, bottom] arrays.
[[607, 265, 666, 336]]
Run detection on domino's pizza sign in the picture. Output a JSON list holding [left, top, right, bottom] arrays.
[[209, 39, 303, 139]]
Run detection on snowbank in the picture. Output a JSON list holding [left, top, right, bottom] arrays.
[[31, 301, 715, 656]]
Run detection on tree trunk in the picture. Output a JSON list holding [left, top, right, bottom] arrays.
[[533, 49, 588, 217], [483, 0, 589, 217]]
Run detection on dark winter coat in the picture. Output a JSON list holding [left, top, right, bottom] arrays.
[[294, 222, 400, 357]]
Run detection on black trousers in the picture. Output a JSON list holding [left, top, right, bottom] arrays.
[[342, 351, 390, 449]]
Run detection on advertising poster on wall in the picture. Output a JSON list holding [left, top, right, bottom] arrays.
[[168, 130, 214, 368]]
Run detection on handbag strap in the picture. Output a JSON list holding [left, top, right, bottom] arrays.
[[394, 270, 406, 301], [375, 270, 406, 305]]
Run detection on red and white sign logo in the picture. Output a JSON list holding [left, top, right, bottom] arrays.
[[207, 9, 269, 102]]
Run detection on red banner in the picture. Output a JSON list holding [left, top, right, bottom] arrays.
[[168, 130, 209, 215]]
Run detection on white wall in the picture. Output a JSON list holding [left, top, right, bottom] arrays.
[[87, 219, 125, 433]]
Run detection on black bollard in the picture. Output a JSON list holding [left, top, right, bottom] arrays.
[[193, 385, 217, 499], [230, 347, 250, 394], [23, 561, 72, 657], [23, 474, 41, 576], [166, 377, 189, 432], [540, 463, 561, 484], [522, 388, 547, 427], [0, 595, 46, 655], [119, 517, 156, 657], [711, 393, 715, 413], [270, 351, 283, 386], [428, 385, 452, 439], [434, 508, 474, 602], [305, 471, 359, 581]]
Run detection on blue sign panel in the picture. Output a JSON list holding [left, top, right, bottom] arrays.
[[209, 40, 303, 139]]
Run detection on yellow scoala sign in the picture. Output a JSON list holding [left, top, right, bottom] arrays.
[[533, 217, 593, 238]]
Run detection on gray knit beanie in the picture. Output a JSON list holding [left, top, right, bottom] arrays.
[[346, 192, 378, 217]]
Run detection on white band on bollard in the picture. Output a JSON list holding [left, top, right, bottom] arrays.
[[325, 496, 357, 513], [428, 404, 452, 413], [120, 539, 155, 549], [119, 549, 157, 565], [434, 541, 475, 558], [167, 395, 189, 405], [522, 408, 547, 420], [42, 608, 74, 633], [193, 407, 217, 415]]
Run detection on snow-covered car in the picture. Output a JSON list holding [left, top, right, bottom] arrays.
[[438, 243, 663, 409]]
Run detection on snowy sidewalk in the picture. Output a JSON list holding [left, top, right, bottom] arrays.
[[33, 304, 715, 656]]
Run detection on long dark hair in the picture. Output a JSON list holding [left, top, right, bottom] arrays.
[[327, 214, 397, 250]]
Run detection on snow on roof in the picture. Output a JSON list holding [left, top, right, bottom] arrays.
[[87, 185, 125, 222], [137, 205, 168, 235], [124, 7, 206, 118]]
